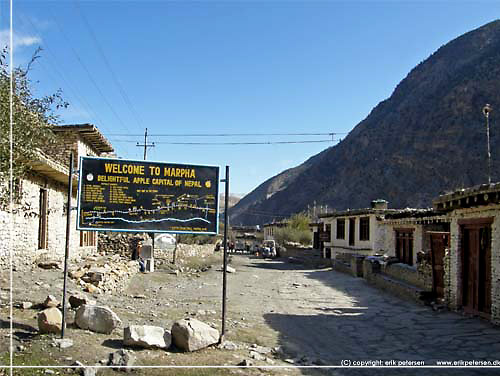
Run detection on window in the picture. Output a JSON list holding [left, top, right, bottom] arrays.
[[395, 229, 414, 266], [326, 224, 331, 241], [359, 217, 370, 241], [337, 219, 345, 239], [80, 231, 97, 247]]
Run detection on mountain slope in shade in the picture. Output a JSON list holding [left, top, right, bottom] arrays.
[[230, 20, 500, 225]]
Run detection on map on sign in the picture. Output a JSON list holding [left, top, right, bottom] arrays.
[[77, 157, 220, 234]]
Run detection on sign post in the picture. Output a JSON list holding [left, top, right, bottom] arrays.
[[220, 165, 229, 344]]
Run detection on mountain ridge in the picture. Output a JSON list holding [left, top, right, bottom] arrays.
[[230, 20, 500, 225]]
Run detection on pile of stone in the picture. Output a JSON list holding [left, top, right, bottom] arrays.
[[68, 255, 138, 294], [98, 232, 137, 257]]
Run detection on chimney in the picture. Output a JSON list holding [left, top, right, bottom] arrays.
[[371, 199, 388, 210]]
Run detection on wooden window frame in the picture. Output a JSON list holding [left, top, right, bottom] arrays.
[[336, 219, 345, 240], [359, 217, 370, 241], [395, 228, 414, 266]]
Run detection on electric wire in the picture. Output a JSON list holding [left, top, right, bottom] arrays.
[[109, 139, 340, 145], [48, 9, 132, 134], [18, 13, 109, 133], [107, 132, 346, 137], [73, 0, 144, 133]]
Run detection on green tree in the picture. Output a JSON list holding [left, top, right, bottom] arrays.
[[0, 47, 67, 206], [274, 212, 312, 246]]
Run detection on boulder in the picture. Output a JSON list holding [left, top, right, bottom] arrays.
[[38, 307, 62, 334], [171, 318, 219, 352], [123, 325, 171, 349], [75, 305, 121, 334], [43, 295, 60, 308], [69, 294, 95, 309]]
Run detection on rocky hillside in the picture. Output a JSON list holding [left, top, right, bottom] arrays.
[[230, 20, 500, 225]]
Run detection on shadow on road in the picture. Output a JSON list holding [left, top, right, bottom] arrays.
[[261, 259, 500, 376]]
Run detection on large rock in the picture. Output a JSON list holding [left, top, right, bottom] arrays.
[[123, 325, 171, 349], [38, 307, 62, 334], [75, 305, 121, 334], [171, 318, 219, 352]]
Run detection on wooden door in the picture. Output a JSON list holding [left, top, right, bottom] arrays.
[[38, 188, 48, 249], [313, 231, 319, 249], [430, 232, 449, 301], [349, 218, 355, 246], [461, 223, 491, 317]]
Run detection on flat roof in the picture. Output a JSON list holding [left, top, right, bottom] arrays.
[[52, 124, 114, 153], [433, 182, 500, 211]]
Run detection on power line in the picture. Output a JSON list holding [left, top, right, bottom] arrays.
[[48, 8, 132, 134], [108, 139, 340, 145], [18, 13, 109, 133], [73, 0, 144, 133], [106, 132, 346, 137]]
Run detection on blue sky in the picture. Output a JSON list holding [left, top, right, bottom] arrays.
[[1, 1, 499, 195]]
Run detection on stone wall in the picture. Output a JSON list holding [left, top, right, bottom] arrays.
[[382, 262, 430, 290], [0, 173, 96, 268]]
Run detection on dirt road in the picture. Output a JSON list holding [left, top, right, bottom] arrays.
[[3, 253, 500, 375]]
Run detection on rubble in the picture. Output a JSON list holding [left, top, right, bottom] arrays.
[[69, 293, 95, 309], [52, 338, 74, 349], [43, 295, 60, 308], [68, 255, 139, 295], [108, 349, 136, 372]]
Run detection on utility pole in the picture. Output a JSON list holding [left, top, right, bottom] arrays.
[[483, 104, 493, 185], [136, 128, 155, 270], [136, 128, 155, 160]]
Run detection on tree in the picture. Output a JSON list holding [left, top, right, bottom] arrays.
[[274, 212, 312, 246], [0, 47, 68, 207]]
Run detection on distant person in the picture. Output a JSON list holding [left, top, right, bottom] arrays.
[[131, 237, 146, 272]]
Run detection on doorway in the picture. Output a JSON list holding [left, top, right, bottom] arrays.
[[349, 218, 355, 246], [430, 232, 449, 301], [460, 220, 492, 318]]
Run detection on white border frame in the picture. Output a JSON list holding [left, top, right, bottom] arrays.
[[76, 155, 220, 235]]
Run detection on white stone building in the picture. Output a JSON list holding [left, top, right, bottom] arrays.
[[433, 183, 500, 324], [0, 124, 114, 267], [318, 200, 395, 261]]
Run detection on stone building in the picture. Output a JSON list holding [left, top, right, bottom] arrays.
[[433, 183, 500, 324], [0, 124, 114, 267], [263, 221, 288, 241], [318, 199, 395, 263]]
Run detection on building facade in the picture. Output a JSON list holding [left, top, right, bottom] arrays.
[[0, 124, 114, 267]]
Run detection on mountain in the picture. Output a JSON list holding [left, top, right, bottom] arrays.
[[219, 193, 242, 211], [230, 20, 500, 225]]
